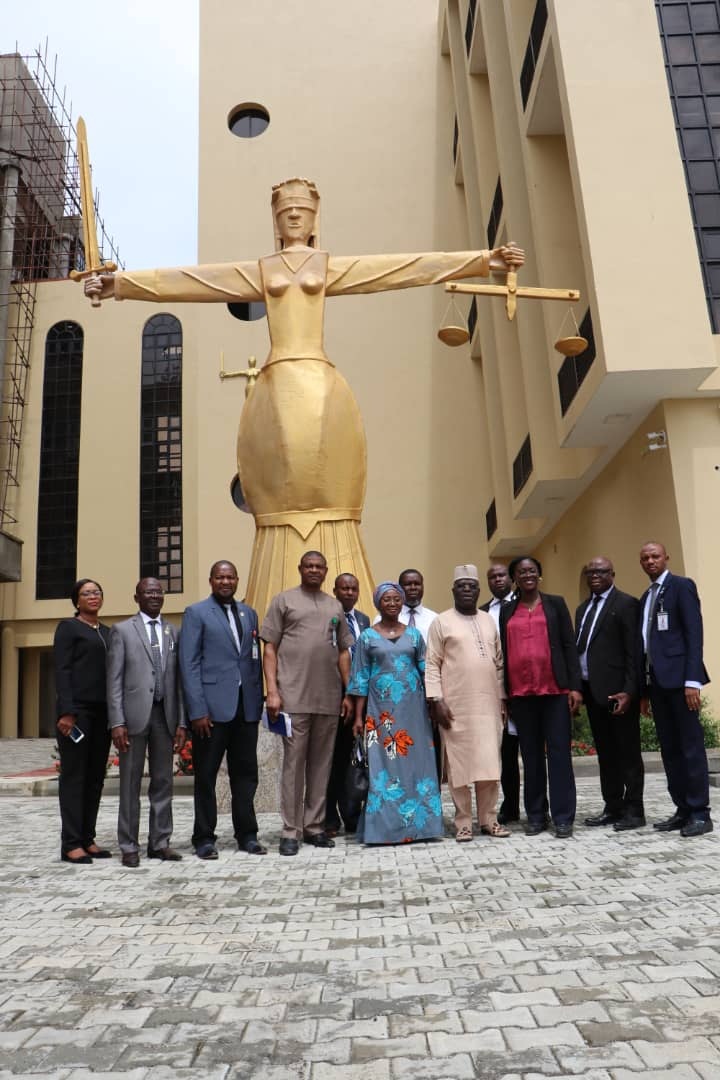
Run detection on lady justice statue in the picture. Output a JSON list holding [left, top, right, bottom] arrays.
[[85, 178, 524, 614]]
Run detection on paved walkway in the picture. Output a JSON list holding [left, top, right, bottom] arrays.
[[0, 773, 719, 1078]]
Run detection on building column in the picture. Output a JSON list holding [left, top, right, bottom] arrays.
[[0, 625, 19, 737], [21, 648, 40, 737]]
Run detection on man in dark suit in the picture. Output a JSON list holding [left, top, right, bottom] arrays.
[[179, 560, 265, 859], [107, 578, 187, 867], [480, 563, 519, 824], [575, 557, 644, 831], [325, 572, 370, 836], [639, 541, 712, 838]]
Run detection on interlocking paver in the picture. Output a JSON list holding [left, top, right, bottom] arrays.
[[0, 774, 718, 1077]]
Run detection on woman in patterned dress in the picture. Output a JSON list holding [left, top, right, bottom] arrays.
[[347, 582, 442, 845]]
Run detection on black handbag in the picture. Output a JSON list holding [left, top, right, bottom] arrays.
[[345, 733, 369, 805]]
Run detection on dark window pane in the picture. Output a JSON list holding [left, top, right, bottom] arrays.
[[706, 262, 720, 292], [691, 3, 720, 32], [701, 64, 720, 91], [140, 315, 183, 593], [676, 95, 706, 124], [694, 193, 720, 225], [697, 34, 720, 62], [700, 229, 720, 257], [682, 127, 713, 156], [706, 95, 720, 122], [672, 65, 701, 92], [667, 35, 696, 63], [37, 322, 83, 599], [688, 160, 718, 188], [661, 3, 690, 33], [485, 499, 497, 541]]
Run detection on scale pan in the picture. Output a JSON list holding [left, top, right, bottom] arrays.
[[554, 335, 588, 357], [438, 324, 470, 347]]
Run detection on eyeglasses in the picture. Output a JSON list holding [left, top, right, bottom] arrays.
[[583, 569, 612, 578], [78, 590, 102, 598]]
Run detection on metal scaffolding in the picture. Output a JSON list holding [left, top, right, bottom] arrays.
[[0, 45, 121, 531]]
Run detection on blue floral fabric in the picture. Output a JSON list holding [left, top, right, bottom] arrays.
[[347, 627, 442, 844]]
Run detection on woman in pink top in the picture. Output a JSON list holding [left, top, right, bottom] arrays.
[[499, 557, 582, 839]]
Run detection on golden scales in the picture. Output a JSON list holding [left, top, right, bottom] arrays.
[[437, 266, 586, 356]]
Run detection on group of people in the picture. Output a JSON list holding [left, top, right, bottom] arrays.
[[53, 539, 712, 864]]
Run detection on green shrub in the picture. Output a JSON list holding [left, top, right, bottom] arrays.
[[573, 698, 718, 754]]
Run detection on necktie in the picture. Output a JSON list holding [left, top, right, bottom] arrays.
[[644, 582, 660, 669], [576, 595, 600, 656], [225, 604, 242, 653], [407, 608, 417, 628], [148, 620, 164, 702], [346, 611, 357, 657]]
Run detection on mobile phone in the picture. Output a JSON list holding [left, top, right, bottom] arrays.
[[608, 699, 620, 714], [69, 725, 85, 743]]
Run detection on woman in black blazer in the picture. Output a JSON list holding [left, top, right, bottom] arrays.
[[54, 579, 113, 863], [499, 557, 582, 839]]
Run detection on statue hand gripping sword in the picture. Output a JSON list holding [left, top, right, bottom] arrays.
[[69, 118, 117, 305]]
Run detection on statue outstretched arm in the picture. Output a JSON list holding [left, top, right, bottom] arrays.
[[83, 261, 263, 304], [325, 243, 523, 296]]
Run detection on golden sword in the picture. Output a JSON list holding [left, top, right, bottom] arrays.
[[69, 117, 117, 306]]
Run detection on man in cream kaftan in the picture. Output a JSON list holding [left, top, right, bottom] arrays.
[[425, 566, 506, 839]]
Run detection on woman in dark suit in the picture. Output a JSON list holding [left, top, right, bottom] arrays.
[[54, 579, 113, 863], [499, 557, 582, 839]]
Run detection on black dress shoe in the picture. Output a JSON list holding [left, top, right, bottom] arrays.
[[121, 852, 140, 867], [681, 818, 714, 838], [302, 832, 335, 848], [584, 813, 619, 827], [147, 847, 183, 861], [525, 820, 548, 836], [613, 816, 646, 832], [238, 840, 268, 855], [653, 813, 686, 832], [61, 851, 92, 865], [555, 822, 573, 839], [279, 838, 299, 856], [86, 847, 113, 859], [195, 843, 219, 860]]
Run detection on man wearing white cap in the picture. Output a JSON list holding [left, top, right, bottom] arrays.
[[425, 565, 508, 841]]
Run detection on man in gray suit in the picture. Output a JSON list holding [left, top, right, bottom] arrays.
[[107, 577, 187, 867]]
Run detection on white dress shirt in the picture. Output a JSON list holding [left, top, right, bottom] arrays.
[[373, 603, 437, 643], [140, 610, 163, 656], [577, 585, 613, 680]]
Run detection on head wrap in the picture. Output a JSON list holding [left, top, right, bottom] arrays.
[[453, 564, 479, 583], [372, 581, 405, 612]]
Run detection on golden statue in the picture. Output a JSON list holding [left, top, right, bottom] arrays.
[[85, 178, 524, 615]]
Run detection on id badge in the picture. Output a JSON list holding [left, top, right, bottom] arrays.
[[252, 641, 259, 661], [657, 611, 669, 632]]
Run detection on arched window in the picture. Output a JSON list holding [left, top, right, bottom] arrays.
[[140, 314, 183, 593], [36, 321, 83, 599]]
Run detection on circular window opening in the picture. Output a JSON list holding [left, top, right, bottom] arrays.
[[227, 301, 266, 321], [228, 104, 270, 138]]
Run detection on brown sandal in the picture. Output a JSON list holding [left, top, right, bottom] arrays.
[[455, 825, 473, 843], [481, 821, 510, 838]]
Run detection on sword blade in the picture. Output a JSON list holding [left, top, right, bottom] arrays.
[[76, 117, 101, 271]]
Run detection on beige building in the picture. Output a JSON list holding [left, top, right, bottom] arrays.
[[1, 0, 719, 737]]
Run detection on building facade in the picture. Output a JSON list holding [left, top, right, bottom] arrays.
[[1, 0, 719, 737]]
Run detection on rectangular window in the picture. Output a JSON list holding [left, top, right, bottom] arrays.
[[520, 0, 548, 108], [557, 308, 596, 416], [512, 435, 533, 497], [485, 498, 497, 541]]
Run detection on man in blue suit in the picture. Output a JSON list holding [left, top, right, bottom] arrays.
[[639, 541, 712, 838], [179, 560, 265, 858]]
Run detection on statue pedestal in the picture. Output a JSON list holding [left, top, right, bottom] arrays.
[[215, 725, 282, 815]]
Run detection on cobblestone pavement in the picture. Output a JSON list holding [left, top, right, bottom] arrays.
[[0, 775, 719, 1079]]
